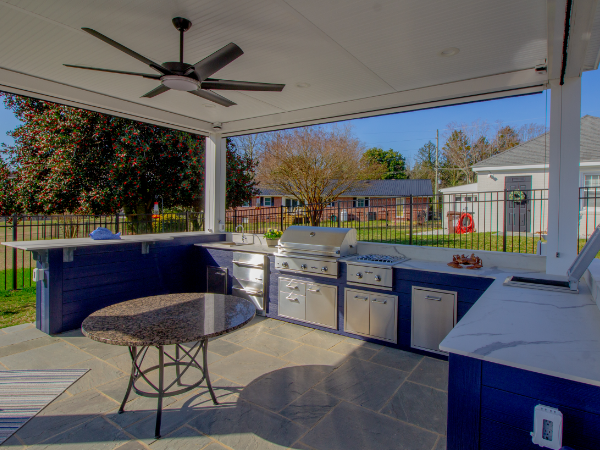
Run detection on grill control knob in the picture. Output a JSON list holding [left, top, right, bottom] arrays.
[[374, 275, 381, 282], [300, 264, 307, 269], [355, 272, 363, 278], [321, 267, 328, 272], [282, 262, 289, 268]]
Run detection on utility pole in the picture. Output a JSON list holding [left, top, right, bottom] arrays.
[[434, 129, 439, 214]]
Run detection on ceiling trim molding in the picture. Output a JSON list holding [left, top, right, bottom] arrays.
[[0, 67, 213, 135], [221, 69, 546, 136]]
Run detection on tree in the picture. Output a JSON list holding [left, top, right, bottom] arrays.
[[231, 133, 265, 162], [256, 126, 384, 226], [410, 141, 437, 181], [362, 147, 407, 179], [226, 138, 259, 209], [0, 94, 257, 216]]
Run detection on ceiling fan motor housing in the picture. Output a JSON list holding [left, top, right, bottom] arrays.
[[160, 75, 199, 91]]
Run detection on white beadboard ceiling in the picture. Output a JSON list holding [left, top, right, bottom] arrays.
[[0, 0, 598, 136]]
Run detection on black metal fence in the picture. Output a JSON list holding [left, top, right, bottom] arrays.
[[0, 212, 204, 290], [4, 187, 600, 291]]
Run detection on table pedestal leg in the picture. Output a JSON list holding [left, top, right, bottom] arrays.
[[155, 345, 164, 439], [203, 339, 219, 405], [118, 346, 137, 414]]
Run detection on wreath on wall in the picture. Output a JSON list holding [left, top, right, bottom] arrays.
[[508, 190, 527, 202]]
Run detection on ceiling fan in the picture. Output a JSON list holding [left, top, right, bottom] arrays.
[[64, 17, 285, 107]]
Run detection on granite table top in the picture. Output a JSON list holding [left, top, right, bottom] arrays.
[[81, 293, 256, 346]]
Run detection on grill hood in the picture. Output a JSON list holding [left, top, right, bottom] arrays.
[[277, 226, 357, 258]]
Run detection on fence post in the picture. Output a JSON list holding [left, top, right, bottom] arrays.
[[233, 209, 237, 233], [409, 196, 413, 246], [185, 211, 189, 232], [337, 202, 341, 228], [115, 213, 120, 234], [280, 205, 284, 231], [503, 189, 507, 252], [12, 213, 18, 290]]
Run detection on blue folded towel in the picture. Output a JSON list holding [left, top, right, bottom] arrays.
[[90, 227, 121, 240]]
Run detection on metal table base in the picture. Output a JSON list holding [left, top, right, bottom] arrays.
[[118, 338, 218, 439]]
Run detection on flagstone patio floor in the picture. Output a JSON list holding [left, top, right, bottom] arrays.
[[0, 317, 447, 450]]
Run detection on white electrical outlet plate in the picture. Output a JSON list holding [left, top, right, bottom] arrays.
[[531, 404, 563, 449]]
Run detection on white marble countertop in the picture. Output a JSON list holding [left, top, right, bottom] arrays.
[[197, 242, 278, 255], [440, 260, 600, 387], [1, 231, 219, 251]]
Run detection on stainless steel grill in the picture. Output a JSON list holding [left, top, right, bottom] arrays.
[[354, 254, 407, 265], [345, 253, 408, 290], [274, 226, 357, 278]]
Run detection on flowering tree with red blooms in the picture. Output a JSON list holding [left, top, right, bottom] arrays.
[[226, 138, 258, 209], [0, 94, 258, 216]]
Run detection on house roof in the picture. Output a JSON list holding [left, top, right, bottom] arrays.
[[472, 115, 600, 170], [259, 179, 433, 198]]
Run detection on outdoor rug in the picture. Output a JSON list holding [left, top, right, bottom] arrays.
[[0, 369, 89, 444]]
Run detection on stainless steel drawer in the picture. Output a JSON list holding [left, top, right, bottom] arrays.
[[306, 283, 337, 329], [279, 277, 306, 296], [232, 286, 264, 311], [233, 252, 264, 267], [233, 265, 265, 284], [278, 291, 306, 321], [344, 289, 370, 336], [411, 287, 456, 355], [369, 293, 397, 343]]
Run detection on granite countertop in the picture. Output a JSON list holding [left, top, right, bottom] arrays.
[[81, 293, 256, 346], [440, 260, 600, 387], [197, 242, 279, 255]]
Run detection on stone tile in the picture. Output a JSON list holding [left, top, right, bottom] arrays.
[[0, 342, 92, 370], [189, 394, 307, 450], [370, 347, 423, 372], [329, 340, 379, 360], [219, 324, 265, 344], [149, 425, 211, 450], [380, 382, 448, 435], [201, 443, 229, 450], [282, 345, 347, 367], [238, 364, 333, 412], [434, 436, 447, 450], [0, 326, 47, 348], [206, 339, 243, 357], [408, 357, 449, 391], [255, 318, 285, 330], [209, 349, 287, 385], [105, 396, 159, 430], [106, 352, 136, 373], [1, 434, 25, 448], [315, 358, 407, 411], [0, 335, 58, 358], [266, 323, 313, 340], [26, 416, 129, 450], [58, 330, 130, 360], [115, 441, 147, 450], [66, 358, 125, 395], [97, 376, 138, 403], [289, 443, 316, 450], [241, 333, 301, 357], [2, 323, 34, 333], [280, 389, 340, 427], [18, 389, 119, 445], [302, 401, 438, 450], [343, 337, 383, 351], [295, 330, 345, 349]]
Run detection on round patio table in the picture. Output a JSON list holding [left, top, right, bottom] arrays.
[[81, 293, 256, 439]]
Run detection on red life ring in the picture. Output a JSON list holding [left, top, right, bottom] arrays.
[[455, 212, 474, 234]]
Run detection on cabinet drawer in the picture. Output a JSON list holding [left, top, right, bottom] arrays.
[[278, 291, 306, 321], [411, 287, 456, 354], [344, 289, 370, 336], [279, 277, 306, 296], [369, 293, 397, 343], [306, 283, 337, 329]]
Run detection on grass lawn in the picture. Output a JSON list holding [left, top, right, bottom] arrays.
[[0, 287, 35, 329]]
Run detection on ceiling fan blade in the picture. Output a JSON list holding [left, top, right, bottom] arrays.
[[186, 43, 244, 80], [201, 79, 285, 92], [189, 89, 236, 107], [64, 64, 162, 79], [82, 28, 170, 75], [141, 85, 170, 98]]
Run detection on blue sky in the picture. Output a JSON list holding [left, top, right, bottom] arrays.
[[1, 70, 600, 162]]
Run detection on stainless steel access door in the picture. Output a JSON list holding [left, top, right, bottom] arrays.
[[411, 287, 457, 355]]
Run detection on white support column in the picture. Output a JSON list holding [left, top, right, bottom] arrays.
[[204, 133, 227, 233], [546, 77, 581, 275]]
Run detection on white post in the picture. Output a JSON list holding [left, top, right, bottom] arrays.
[[546, 77, 581, 275], [204, 133, 227, 233]]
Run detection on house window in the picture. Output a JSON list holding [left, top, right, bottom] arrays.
[[260, 197, 274, 207], [241, 200, 250, 207], [353, 197, 369, 207], [583, 174, 600, 208]]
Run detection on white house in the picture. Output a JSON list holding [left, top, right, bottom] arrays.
[[441, 115, 600, 237]]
